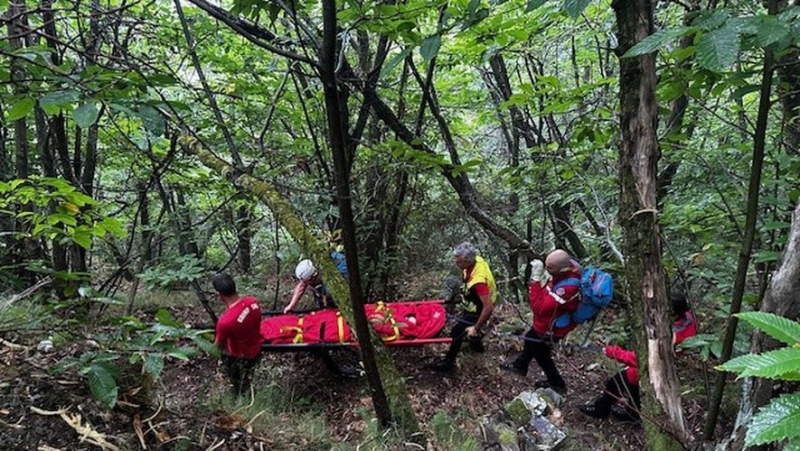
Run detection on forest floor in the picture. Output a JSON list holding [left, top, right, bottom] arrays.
[[0, 293, 723, 450]]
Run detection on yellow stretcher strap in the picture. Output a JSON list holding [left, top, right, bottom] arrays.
[[376, 301, 400, 342], [289, 316, 304, 344], [336, 311, 345, 343]]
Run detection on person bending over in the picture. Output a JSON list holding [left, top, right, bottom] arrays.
[[579, 294, 698, 421], [283, 259, 356, 377]]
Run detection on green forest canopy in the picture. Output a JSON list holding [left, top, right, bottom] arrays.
[[1, 0, 799, 449]]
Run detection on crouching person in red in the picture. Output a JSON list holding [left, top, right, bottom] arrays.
[[212, 274, 263, 397], [579, 294, 698, 421], [502, 250, 581, 394]]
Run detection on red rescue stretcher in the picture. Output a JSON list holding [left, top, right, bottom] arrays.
[[260, 300, 452, 351]]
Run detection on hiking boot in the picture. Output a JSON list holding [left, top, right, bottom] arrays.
[[337, 364, 361, 379], [500, 362, 526, 377], [579, 404, 610, 419], [534, 380, 567, 395], [427, 359, 455, 373]]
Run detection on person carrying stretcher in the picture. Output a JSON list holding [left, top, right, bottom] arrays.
[[282, 258, 357, 377], [430, 241, 496, 373], [501, 250, 581, 394], [212, 274, 262, 397], [579, 293, 698, 421], [283, 257, 346, 314]]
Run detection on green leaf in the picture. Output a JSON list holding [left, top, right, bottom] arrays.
[[85, 364, 118, 407], [168, 347, 199, 361], [420, 35, 442, 61], [693, 9, 730, 31], [736, 312, 800, 346], [719, 347, 800, 380], [563, 0, 590, 18], [72, 230, 93, 250], [149, 328, 166, 346], [746, 393, 800, 446], [143, 354, 164, 379], [74, 103, 99, 128], [677, 334, 717, 349], [7, 97, 35, 121], [90, 296, 124, 306], [763, 221, 791, 231], [730, 84, 760, 100], [191, 335, 220, 358], [40, 90, 80, 113], [155, 308, 182, 327], [754, 251, 781, 263], [697, 24, 741, 72], [526, 0, 545, 11], [623, 28, 693, 58], [375, 50, 401, 75], [755, 16, 790, 47], [138, 106, 165, 136], [98, 217, 125, 237]]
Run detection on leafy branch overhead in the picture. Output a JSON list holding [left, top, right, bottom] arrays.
[[623, 7, 800, 72]]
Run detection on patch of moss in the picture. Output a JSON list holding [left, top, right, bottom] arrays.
[[496, 423, 518, 446], [505, 398, 531, 426]]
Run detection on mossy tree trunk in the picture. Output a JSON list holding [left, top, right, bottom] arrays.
[[613, 0, 688, 448], [187, 141, 421, 438]]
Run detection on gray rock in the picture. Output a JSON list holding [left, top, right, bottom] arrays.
[[534, 387, 564, 409], [529, 416, 566, 450], [36, 339, 53, 353], [516, 391, 549, 417]]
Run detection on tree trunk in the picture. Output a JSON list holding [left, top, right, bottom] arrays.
[[236, 201, 252, 273], [613, 0, 688, 448], [8, 0, 37, 282], [703, 0, 778, 440], [724, 201, 800, 451], [777, 49, 799, 155], [319, 1, 420, 437]]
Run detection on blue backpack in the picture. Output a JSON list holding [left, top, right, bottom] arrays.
[[552, 265, 613, 328], [330, 251, 349, 279]]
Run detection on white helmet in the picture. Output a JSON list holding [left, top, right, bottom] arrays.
[[295, 259, 317, 281]]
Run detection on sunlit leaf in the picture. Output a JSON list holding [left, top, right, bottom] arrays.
[[7, 97, 35, 121]]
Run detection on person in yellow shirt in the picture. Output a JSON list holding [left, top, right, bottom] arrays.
[[430, 241, 496, 372]]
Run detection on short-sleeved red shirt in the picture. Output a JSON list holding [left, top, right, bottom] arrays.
[[216, 296, 262, 359]]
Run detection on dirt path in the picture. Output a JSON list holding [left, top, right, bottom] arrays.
[[0, 303, 710, 450]]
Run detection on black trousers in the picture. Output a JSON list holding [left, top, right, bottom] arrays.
[[443, 312, 484, 363], [222, 354, 259, 397], [511, 329, 565, 388], [592, 370, 641, 417]]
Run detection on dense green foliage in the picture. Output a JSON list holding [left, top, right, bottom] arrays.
[[1, 0, 799, 448]]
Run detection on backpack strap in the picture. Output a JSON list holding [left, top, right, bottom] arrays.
[[553, 277, 580, 289], [549, 277, 581, 305]]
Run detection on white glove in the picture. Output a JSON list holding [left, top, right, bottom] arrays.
[[530, 259, 545, 282]]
